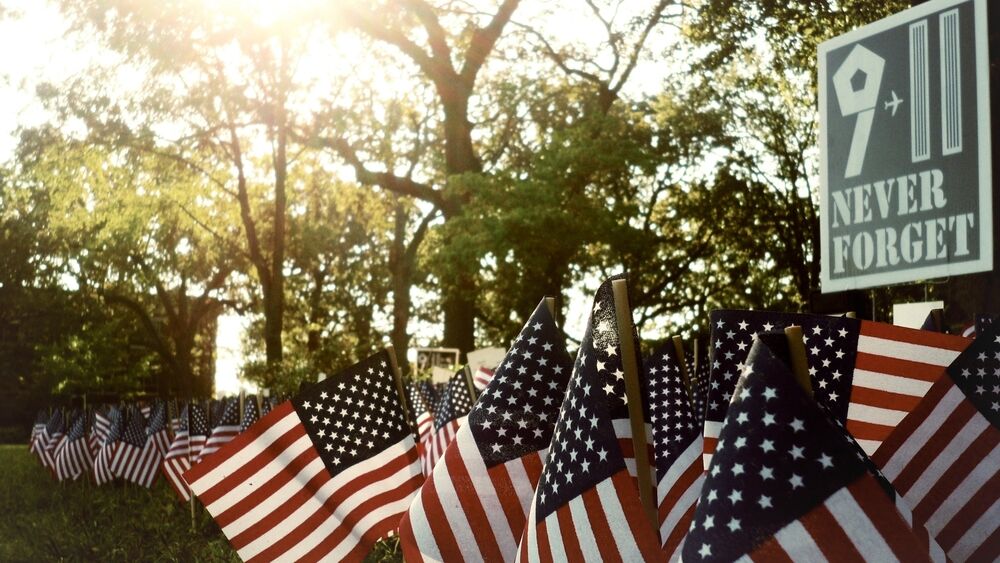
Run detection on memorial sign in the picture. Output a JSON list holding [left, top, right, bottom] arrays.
[[819, 0, 992, 291]]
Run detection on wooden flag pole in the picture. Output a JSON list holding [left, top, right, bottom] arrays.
[[462, 364, 478, 400], [188, 401, 196, 532], [672, 335, 695, 403], [784, 326, 813, 397], [692, 339, 701, 389], [386, 344, 419, 441], [611, 279, 657, 531], [239, 391, 246, 427], [543, 296, 556, 321]]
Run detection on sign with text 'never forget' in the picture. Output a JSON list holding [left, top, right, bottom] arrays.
[[819, 0, 992, 292]]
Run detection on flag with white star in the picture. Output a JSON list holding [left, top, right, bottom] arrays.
[[37, 409, 64, 471], [241, 396, 260, 432], [976, 313, 996, 336], [54, 412, 92, 482], [703, 311, 970, 468], [183, 349, 422, 562], [645, 341, 705, 558], [110, 405, 164, 488], [424, 369, 476, 472], [199, 398, 240, 462], [873, 321, 1000, 562], [684, 331, 934, 562], [400, 298, 574, 562], [162, 403, 193, 502], [187, 402, 210, 461], [29, 410, 47, 456], [516, 278, 661, 562]]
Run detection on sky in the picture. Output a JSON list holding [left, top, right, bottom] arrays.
[[0, 0, 682, 396]]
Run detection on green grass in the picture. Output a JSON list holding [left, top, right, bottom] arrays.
[[0, 445, 404, 562], [0, 445, 238, 562]]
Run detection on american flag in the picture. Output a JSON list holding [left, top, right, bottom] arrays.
[[976, 313, 996, 336], [162, 403, 193, 502], [684, 331, 934, 562], [198, 398, 239, 462], [148, 402, 171, 456], [93, 406, 123, 485], [111, 406, 163, 487], [424, 370, 475, 471], [188, 402, 210, 460], [38, 410, 64, 471], [517, 278, 661, 561], [645, 341, 704, 559], [242, 395, 260, 431], [406, 380, 436, 476], [29, 410, 46, 454], [260, 396, 274, 416], [872, 321, 1000, 562], [400, 298, 573, 561], [689, 342, 710, 426], [183, 350, 423, 562], [703, 311, 969, 468], [473, 366, 495, 391], [55, 413, 92, 482], [90, 408, 111, 458]]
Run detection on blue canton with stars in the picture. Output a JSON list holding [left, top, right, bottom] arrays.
[[241, 396, 260, 431], [469, 299, 573, 467], [291, 350, 410, 479], [433, 371, 475, 429], [535, 277, 641, 521], [644, 341, 700, 482], [684, 332, 873, 561], [706, 311, 861, 428], [948, 322, 1000, 427]]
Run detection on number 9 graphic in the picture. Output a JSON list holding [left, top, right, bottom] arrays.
[[833, 44, 886, 179]]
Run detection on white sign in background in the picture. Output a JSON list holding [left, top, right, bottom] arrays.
[[819, 0, 992, 292]]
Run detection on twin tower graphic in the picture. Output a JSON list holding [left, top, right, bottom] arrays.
[[833, 7, 964, 179]]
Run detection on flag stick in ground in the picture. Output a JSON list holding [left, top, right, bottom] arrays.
[[189, 403, 196, 532], [611, 278, 657, 532], [462, 364, 478, 400]]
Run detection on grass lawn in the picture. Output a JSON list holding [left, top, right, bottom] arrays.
[[0, 444, 240, 561], [0, 445, 404, 562]]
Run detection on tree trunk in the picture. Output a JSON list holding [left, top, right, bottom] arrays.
[[390, 202, 413, 375]]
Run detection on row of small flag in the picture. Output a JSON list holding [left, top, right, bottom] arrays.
[[29, 275, 1000, 562], [28, 395, 280, 499]]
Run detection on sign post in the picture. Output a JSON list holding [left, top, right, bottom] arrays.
[[819, 0, 992, 293]]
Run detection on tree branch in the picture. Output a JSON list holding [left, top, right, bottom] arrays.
[[460, 0, 521, 86]]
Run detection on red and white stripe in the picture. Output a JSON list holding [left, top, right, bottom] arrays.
[[613, 418, 656, 500], [93, 441, 118, 485], [90, 412, 110, 457], [162, 428, 192, 502], [400, 422, 547, 561], [40, 431, 63, 470], [873, 378, 1000, 562], [184, 401, 423, 563], [847, 322, 968, 455], [111, 437, 163, 488], [516, 469, 662, 562], [55, 436, 93, 482], [29, 423, 46, 454], [414, 410, 435, 476], [744, 474, 940, 562], [424, 417, 463, 472], [473, 367, 495, 392], [657, 436, 705, 560], [198, 424, 240, 462]]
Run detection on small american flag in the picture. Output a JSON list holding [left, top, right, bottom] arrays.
[[873, 322, 1000, 562], [645, 341, 704, 559], [37, 410, 64, 470], [90, 408, 111, 458], [199, 398, 240, 462], [400, 298, 573, 561], [55, 413, 92, 482], [241, 396, 260, 431], [406, 380, 436, 476], [188, 403, 210, 460], [93, 406, 123, 485], [703, 311, 969, 468], [111, 406, 163, 487], [183, 350, 423, 562], [684, 331, 934, 561], [473, 366, 495, 391], [517, 278, 661, 561], [162, 403, 192, 502], [29, 410, 46, 454], [424, 370, 475, 471]]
